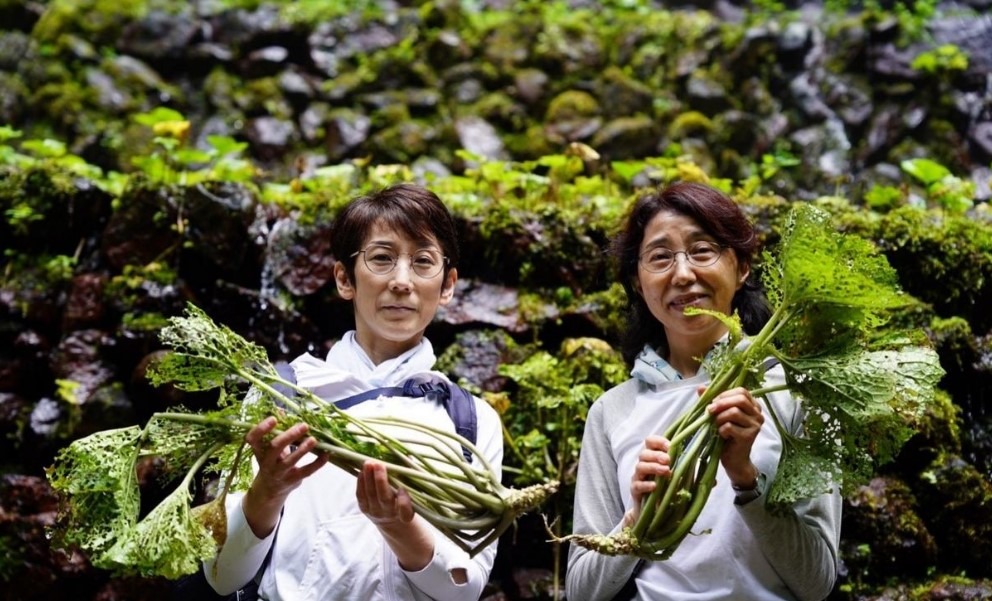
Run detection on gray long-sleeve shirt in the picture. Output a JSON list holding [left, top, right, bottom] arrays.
[[566, 372, 842, 601]]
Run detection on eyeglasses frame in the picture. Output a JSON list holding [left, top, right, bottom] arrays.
[[350, 245, 449, 279], [637, 241, 725, 274]]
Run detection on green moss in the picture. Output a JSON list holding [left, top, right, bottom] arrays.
[[668, 111, 715, 138], [0, 164, 79, 238], [31, 0, 149, 45], [545, 90, 601, 122], [503, 125, 556, 159], [870, 207, 992, 332]]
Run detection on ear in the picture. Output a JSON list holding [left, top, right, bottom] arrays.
[[736, 262, 751, 290], [438, 267, 458, 306], [632, 274, 643, 297], [334, 261, 355, 300]]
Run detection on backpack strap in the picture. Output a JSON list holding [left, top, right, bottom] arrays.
[[276, 365, 477, 462], [341, 374, 477, 463]]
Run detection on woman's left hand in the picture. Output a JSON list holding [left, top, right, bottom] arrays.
[[356, 460, 437, 573], [702, 385, 764, 488], [356, 460, 415, 526]]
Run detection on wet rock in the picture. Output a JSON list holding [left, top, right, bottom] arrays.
[[278, 68, 317, 104], [590, 116, 661, 160], [930, 14, 992, 74], [454, 116, 508, 162], [101, 185, 181, 271], [778, 21, 814, 72], [841, 476, 938, 581], [50, 329, 116, 405], [85, 67, 133, 112], [0, 30, 32, 71], [242, 45, 292, 79], [118, 11, 201, 64], [598, 66, 655, 119], [0, 392, 31, 456], [868, 43, 923, 81], [0, 328, 52, 396], [969, 121, 992, 162], [685, 72, 731, 115], [324, 108, 372, 160], [436, 280, 528, 334], [264, 216, 335, 297], [913, 454, 992, 575], [244, 116, 299, 163], [62, 274, 108, 332], [438, 329, 523, 392], [204, 282, 324, 360], [512, 68, 550, 106], [181, 181, 260, 285]]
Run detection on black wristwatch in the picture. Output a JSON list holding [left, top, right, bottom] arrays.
[[732, 472, 766, 506]]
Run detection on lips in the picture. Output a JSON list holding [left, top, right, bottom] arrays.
[[668, 293, 707, 311], [382, 304, 415, 312]]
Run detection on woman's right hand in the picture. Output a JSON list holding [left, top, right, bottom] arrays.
[[242, 417, 328, 537], [625, 435, 672, 527]]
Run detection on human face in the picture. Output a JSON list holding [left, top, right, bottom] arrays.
[[334, 223, 457, 364], [634, 210, 749, 360]]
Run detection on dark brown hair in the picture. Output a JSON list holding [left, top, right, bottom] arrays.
[[330, 183, 459, 283], [612, 181, 770, 365]]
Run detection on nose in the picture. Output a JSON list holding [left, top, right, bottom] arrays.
[[669, 252, 697, 284], [389, 257, 414, 290]]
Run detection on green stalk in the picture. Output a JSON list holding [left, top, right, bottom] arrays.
[[157, 412, 509, 514], [632, 360, 743, 540], [643, 424, 712, 539]]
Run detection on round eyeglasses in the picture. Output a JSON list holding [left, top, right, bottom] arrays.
[[351, 245, 448, 279], [638, 241, 724, 273]]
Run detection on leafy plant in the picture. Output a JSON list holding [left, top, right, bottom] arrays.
[[562, 203, 944, 559], [865, 184, 904, 212], [900, 158, 975, 214], [47, 304, 557, 578], [130, 108, 257, 186], [912, 44, 969, 75], [497, 337, 628, 596]]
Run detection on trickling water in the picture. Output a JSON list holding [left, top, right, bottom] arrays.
[[961, 390, 992, 482]]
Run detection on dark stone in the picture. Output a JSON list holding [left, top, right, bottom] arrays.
[[969, 121, 992, 162], [62, 274, 108, 332]]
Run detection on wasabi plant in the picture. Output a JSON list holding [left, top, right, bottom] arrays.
[[47, 304, 558, 578], [562, 203, 944, 560]]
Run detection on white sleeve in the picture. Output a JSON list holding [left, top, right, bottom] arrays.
[[202, 492, 277, 595]]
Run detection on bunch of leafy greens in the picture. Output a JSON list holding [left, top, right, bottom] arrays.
[[47, 304, 558, 579], [564, 203, 944, 560]]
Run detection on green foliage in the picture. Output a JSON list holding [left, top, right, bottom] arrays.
[[47, 426, 144, 558], [868, 206, 992, 332], [31, 0, 150, 45], [827, 0, 946, 44], [498, 337, 627, 489], [900, 158, 975, 214], [912, 44, 969, 75], [864, 184, 904, 212], [129, 109, 257, 187], [753, 205, 943, 504], [497, 336, 628, 596]]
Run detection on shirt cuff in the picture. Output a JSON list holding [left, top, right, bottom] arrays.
[[733, 471, 767, 506], [401, 538, 474, 598]]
